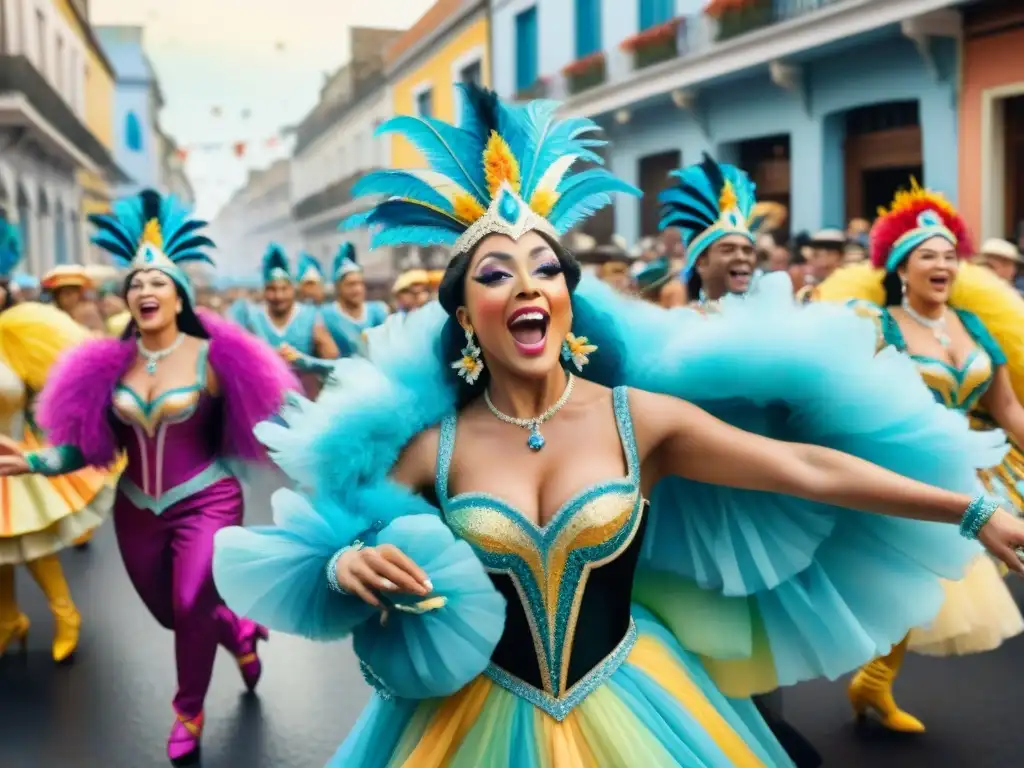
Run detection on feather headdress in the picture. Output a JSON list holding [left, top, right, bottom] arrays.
[[88, 189, 214, 304], [658, 153, 758, 275], [296, 252, 324, 284], [261, 243, 292, 285], [344, 83, 640, 255], [332, 242, 360, 282], [0, 211, 22, 280], [870, 179, 972, 272]]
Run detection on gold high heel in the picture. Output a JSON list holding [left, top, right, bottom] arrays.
[[847, 636, 925, 733], [50, 599, 80, 663], [0, 612, 30, 656]]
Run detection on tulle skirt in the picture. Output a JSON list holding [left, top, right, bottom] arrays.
[[0, 428, 116, 564], [330, 608, 794, 768], [908, 554, 1024, 656]]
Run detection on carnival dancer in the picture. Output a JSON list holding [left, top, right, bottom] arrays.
[[0, 214, 114, 663], [320, 242, 389, 357], [249, 243, 338, 396], [814, 182, 1024, 733], [0, 190, 298, 765], [212, 85, 1024, 768], [658, 155, 821, 766], [296, 252, 326, 305], [635, 257, 686, 307]]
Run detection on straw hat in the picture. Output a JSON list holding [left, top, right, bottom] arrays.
[[41, 265, 92, 292], [977, 238, 1023, 264]]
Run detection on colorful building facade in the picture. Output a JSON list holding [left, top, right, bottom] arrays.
[[387, 0, 491, 172], [959, 0, 1024, 244]]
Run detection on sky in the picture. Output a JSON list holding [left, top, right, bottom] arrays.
[[90, 0, 436, 219]]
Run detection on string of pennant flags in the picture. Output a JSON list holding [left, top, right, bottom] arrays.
[[173, 129, 295, 163]]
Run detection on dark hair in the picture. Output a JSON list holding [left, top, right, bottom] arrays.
[[119, 273, 210, 340], [0, 280, 15, 312], [686, 270, 702, 300], [882, 269, 903, 307], [436, 233, 597, 405]]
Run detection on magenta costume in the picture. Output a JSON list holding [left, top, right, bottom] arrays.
[[35, 309, 297, 727]]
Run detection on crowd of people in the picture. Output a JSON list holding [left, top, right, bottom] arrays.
[[4, 82, 1024, 768]]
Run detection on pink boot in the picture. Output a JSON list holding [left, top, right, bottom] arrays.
[[167, 711, 203, 766], [236, 623, 269, 692]]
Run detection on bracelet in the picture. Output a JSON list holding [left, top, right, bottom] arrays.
[[326, 540, 364, 594], [959, 494, 999, 540]]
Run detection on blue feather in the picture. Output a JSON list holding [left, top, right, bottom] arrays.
[[262, 243, 291, 280], [0, 214, 22, 278], [548, 177, 640, 234], [164, 219, 208, 254], [376, 116, 487, 203], [352, 171, 455, 214], [370, 226, 460, 250]]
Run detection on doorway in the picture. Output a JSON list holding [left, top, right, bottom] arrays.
[[862, 166, 923, 219], [638, 149, 681, 237], [843, 101, 922, 221], [1005, 95, 1024, 242]]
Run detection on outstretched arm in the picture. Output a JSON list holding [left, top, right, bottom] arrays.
[[632, 390, 1024, 572]]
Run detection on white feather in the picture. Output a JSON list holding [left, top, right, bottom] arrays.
[[405, 170, 472, 205], [529, 154, 577, 198]]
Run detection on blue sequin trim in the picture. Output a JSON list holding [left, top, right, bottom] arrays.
[[485, 619, 637, 721], [358, 659, 395, 701], [960, 494, 999, 540]]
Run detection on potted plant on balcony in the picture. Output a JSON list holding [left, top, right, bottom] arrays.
[[620, 18, 683, 70], [561, 52, 607, 96], [705, 0, 774, 42], [515, 75, 550, 101]]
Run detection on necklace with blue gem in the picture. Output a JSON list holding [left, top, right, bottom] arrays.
[[484, 373, 575, 452], [137, 333, 185, 375], [901, 299, 951, 346]]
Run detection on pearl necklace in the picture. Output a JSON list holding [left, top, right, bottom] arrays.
[[901, 299, 950, 346], [484, 374, 575, 452], [137, 333, 185, 375]]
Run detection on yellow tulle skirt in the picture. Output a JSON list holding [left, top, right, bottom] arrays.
[[0, 428, 117, 565], [908, 554, 1024, 656]]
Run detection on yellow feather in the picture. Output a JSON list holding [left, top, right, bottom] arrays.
[[719, 181, 738, 214], [880, 177, 957, 220], [530, 189, 558, 218], [0, 302, 90, 392], [483, 132, 521, 197], [453, 194, 486, 224], [141, 218, 163, 248], [814, 262, 885, 305]]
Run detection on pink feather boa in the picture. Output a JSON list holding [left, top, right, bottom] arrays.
[[37, 309, 299, 467]]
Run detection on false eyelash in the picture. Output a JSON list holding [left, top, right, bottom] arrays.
[[535, 263, 563, 277], [472, 270, 511, 285]]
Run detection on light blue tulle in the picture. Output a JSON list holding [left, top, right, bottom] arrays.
[[353, 514, 506, 700]]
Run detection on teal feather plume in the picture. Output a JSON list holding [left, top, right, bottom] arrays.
[[345, 84, 639, 252], [262, 243, 292, 281], [658, 153, 758, 239]]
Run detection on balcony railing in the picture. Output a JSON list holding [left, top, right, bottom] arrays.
[[562, 53, 607, 96], [549, 0, 846, 103]]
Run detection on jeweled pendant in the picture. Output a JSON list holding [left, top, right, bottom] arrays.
[[937, 332, 951, 347], [527, 427, 545, 452], [146, 360, 158, 375]]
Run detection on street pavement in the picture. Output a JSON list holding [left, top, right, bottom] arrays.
[[2, 499, 1023, 767]]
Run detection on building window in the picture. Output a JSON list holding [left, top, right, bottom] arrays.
[[575, 0, 602, 59], [460, 60, 483, 87], [36, 9, 46, 73], [639, 0, 674, 30], [415, 88, 434, 119], [126, 111, 143, 151], [515, 6, 539, 92]]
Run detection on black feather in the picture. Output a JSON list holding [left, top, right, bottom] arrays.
[[459, 82, 501, 136], [699, 152, 726, 201], [139, 189, 163, 223], [88, 213, 137, 255]]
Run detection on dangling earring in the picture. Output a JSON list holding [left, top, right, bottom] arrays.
[[451, 327, 484, 384], [562, 332, 598, 373], [901, 279, 907, 296]]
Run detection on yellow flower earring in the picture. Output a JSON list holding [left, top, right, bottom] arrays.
[[562, 332, 597, 372], [452, 327, 485, 385]]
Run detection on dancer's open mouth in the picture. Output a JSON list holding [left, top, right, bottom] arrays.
[[507, 307, 549, 356]]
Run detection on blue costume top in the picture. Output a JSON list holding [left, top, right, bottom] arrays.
[[320, 301, 389, 357], [248, 304, 319, 356]]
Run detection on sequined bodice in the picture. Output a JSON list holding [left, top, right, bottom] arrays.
[[910, 349, 993, 411], [435, 387, 646, 719], [112, 342, 221, 496]]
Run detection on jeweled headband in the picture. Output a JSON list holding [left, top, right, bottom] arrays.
[[658, 153, 760, 276], [343, 83, 640, 257], [88, 190, 214, 304]]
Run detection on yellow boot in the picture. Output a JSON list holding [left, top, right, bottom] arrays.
[[0, 564, 30, 656], [25, 555, 80, 664], [847, 635, 925, 733]]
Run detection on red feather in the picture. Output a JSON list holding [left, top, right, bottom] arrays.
[[869, 183, 973, 268]]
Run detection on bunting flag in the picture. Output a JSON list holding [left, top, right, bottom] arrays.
[[168, 132, 291, 162]]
